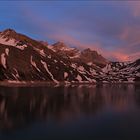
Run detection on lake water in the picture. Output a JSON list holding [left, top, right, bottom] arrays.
[[0, 84, 140, 140]]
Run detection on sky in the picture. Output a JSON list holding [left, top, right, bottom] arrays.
[[0, 1, 140, 61]]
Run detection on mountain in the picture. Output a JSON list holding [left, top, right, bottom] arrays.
[[47, 42, 80, 60], [80, 48, 109, 68], [0, 28, 140, 84], [47, 41, 140, 83], [47, 42, 108, 68], [100, 60, 140, 83], [0, 29, 101, 84]]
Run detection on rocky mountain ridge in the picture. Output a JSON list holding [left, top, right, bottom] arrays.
[[0, 29, 103, 84], [0, 28, 139, 84]]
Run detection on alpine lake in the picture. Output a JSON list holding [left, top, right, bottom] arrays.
[[0, 84, 140, 140]]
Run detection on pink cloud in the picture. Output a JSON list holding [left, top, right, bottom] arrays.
[[119, 27, 129, 40], [129, 1, 140, 17], [20, 3, 140, 62]]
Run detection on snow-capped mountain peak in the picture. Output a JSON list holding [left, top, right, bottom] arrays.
[[52, 41, 75, 51], [0, 28, 19, 42], [80, 48, 109, 68], [0, 29, 28, 50], [0, 29, 47, 51], [0, 28, 16, 36]]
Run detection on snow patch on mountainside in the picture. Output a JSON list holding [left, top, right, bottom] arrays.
[[47, 45, 56, 52], [64, 72, 68, 79], [127, 78, 135, 83], [54, 60, 57, 63], [13, 68, 19, 79], [0, 37, 27, 50], [41, 60, 59, 83], [0, 37, 15, 46], [30, 56, 40, 72], [16, 44, 27, 50], [48, 55, 51, 59], [84, 75, 96, 83], [33, 48, 46, 57], [1, 53, 6, 68], [76, 75, 82, 82], [5, 48, 9, 56], [71, 63, 77, 69], [69, 52, 80, 59], [40, 50, 46, 57], [90, 68, 97, 75], [77, 66, 86, 74], [87, 62, 93, 66], [102, 64, 112, 73]]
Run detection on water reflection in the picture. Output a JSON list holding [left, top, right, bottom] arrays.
[[0, 84, 139, 131]]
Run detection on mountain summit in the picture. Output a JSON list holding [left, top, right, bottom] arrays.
[[80, 48, 109, 67], [48, 42, 108, 68], [52, 41, 69, 50], [1, 28, 16, 36], [0, 28, 20, 41]]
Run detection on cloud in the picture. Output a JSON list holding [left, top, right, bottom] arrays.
[[12, 1, 140, 62], [128, 1, 140, 17]]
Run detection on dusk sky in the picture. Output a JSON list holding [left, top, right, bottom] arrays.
[[0, 1, 140, 61]]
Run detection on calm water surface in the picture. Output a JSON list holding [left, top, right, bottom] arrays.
[[0, 84, 140, 140]]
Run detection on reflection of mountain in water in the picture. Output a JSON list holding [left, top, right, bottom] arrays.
[[0, 85, 139, 131]]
